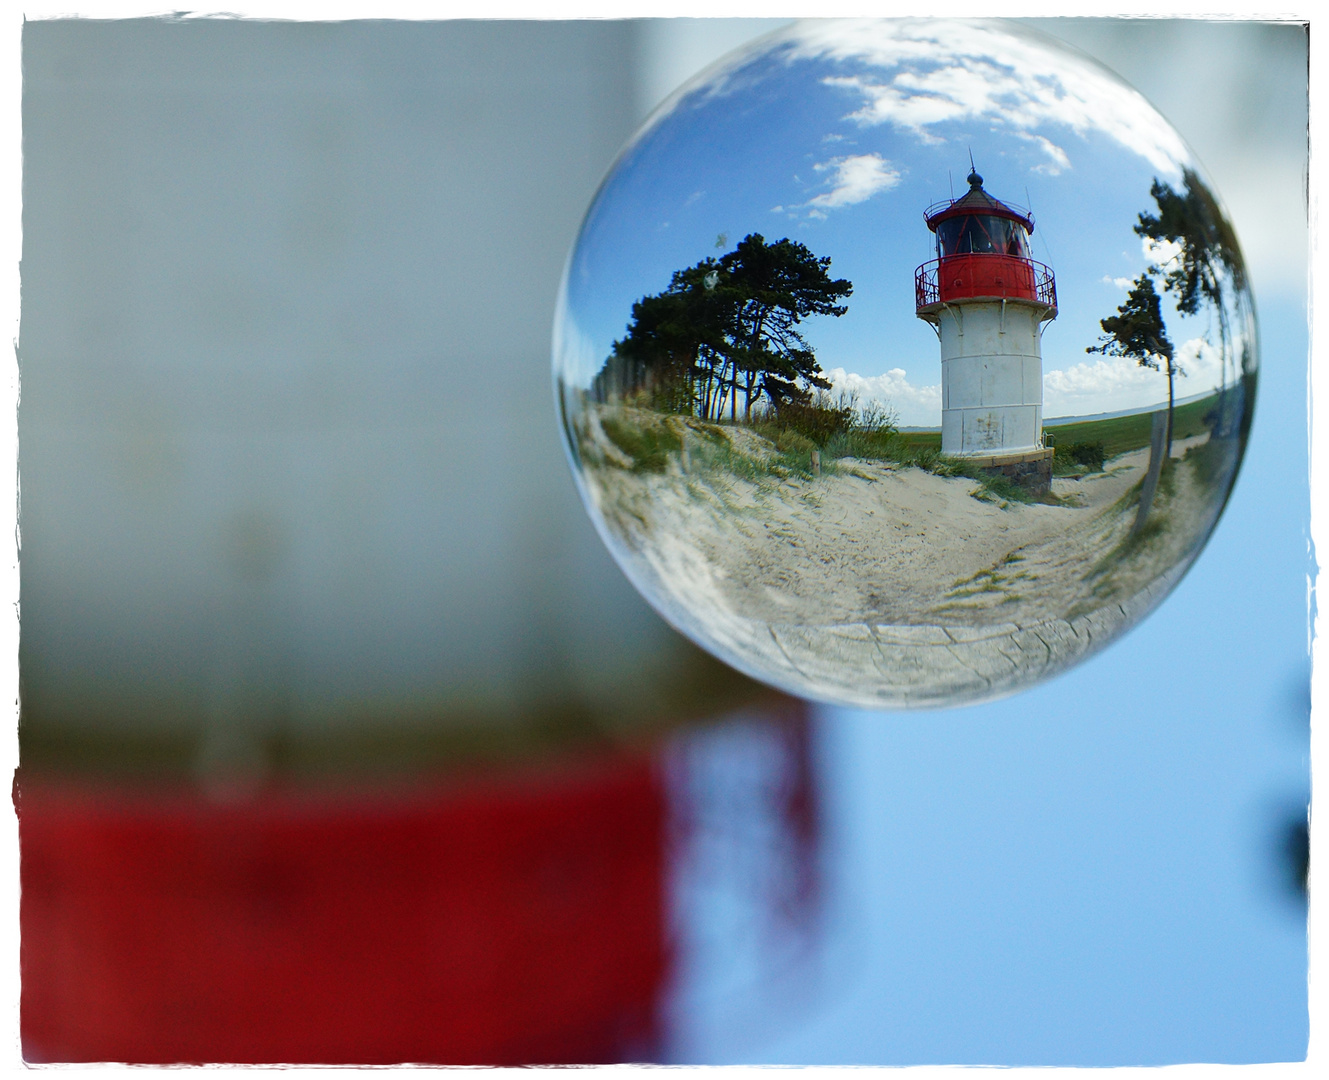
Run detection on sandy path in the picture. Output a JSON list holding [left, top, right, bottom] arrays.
[[577, 409, 1232, 708]]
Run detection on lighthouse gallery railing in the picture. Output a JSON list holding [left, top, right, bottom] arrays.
[[915, 255, 1057, 313]]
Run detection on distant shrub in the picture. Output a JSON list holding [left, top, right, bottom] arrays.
[[1056, 440, 1107, 472], [774, 398, 854, 444], [758, 388, 898, 452], [854, 397, 898, 434]]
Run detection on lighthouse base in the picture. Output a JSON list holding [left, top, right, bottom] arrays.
[[966, 447, 1054, 498]]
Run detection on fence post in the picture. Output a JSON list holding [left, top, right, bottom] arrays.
[[1132, 410, 1169, 536]]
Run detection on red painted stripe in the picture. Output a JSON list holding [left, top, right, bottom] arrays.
[[17, 754, 667, 1065]]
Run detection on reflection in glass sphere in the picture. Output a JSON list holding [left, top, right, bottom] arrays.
[[553, 19, 1256, 709]]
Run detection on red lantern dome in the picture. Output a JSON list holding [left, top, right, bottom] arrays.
[[915, 170, 1057, 320]]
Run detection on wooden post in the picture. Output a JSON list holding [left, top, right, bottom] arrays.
[[811, 448, 821, 476], [1132, 410, 1168, 536]]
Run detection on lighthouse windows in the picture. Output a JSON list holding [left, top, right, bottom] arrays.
[[935, 214, 1031, 259]]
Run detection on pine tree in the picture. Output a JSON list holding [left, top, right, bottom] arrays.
[[1088, 274, 1180, 456], [597, 234, 851, 421]]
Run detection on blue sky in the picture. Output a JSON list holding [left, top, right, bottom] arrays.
[[664, 287, 1309, 1066], [558, 20, 1244, 428]]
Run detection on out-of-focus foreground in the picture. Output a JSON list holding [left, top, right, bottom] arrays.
[[16, 18, 1310, 1066], [16, 19, 812, 1062]]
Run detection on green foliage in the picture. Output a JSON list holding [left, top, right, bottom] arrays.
[[750, 389, 893, 452], [1136, 168, 1247, 316], [1090, 171, 1248, 458], [766, 426, 817, 456], [943, 552, 1033, 602], [599, 414, 683, 473], [594, 233, 852, 421], [966, 474, 1029, 504], [594, 395, 1071, 509], [1054, 440, 1107, 472], [855, 430, 943, 456], [1088, 274, 1175, 371], [822, 426, 900, 461], [771, 395, 855, 443]]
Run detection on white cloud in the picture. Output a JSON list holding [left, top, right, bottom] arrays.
[[1043, 336, 1224, 417], [1019, 133, 1071, 176], [1175, 336, 1225, 385], [775, 19, 1189, 179], [823, 336, 1228, 429], [1102, 275, 1135, 289], [825, 365, 941, 428], [1044, 353, 1165, 409], [1142, 235, 1184, 269], [807, 153, 902, 211]]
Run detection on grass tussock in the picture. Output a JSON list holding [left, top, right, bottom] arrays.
[[591, 390, 1066, 506], [1053, 440, 1107, 476], [600, 413, 683, 473], [1183, 433, 1239, 493], [932, 550, 1033, 612]]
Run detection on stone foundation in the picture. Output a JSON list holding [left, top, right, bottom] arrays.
[[966, 448, 1054, 497]]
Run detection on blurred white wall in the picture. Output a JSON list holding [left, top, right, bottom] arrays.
[[19, 20, 692, 768], [18, 18, 1306, 770]]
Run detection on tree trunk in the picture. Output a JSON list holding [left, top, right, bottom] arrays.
[[711, 358, 729, 421], [700, 354, 716, 420], [747, 310, 768, 423], [1165, 359, 1175, 460]]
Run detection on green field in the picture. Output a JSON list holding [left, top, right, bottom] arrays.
[[897, 392, 1222, 460], [896, 430, 942, 452], [1045, 393, 1219, 457]]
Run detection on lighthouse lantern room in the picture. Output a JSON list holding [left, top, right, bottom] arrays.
[[916, 170, 1058, 481]]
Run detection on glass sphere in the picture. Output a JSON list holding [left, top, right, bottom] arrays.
[[553, 18, 1256, 709]]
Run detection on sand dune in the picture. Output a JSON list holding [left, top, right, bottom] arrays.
[[576, 406, 1235, 707]]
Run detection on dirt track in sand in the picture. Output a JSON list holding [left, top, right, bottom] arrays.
[[577, 407, 1228, 707]]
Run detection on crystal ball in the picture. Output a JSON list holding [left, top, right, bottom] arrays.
[[553, 19, 1256, 708]]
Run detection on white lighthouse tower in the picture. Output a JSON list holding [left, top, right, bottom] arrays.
[[916, 169, 1057, 488]]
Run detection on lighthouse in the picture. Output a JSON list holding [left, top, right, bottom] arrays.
[[915, 169, 1058, 491]]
